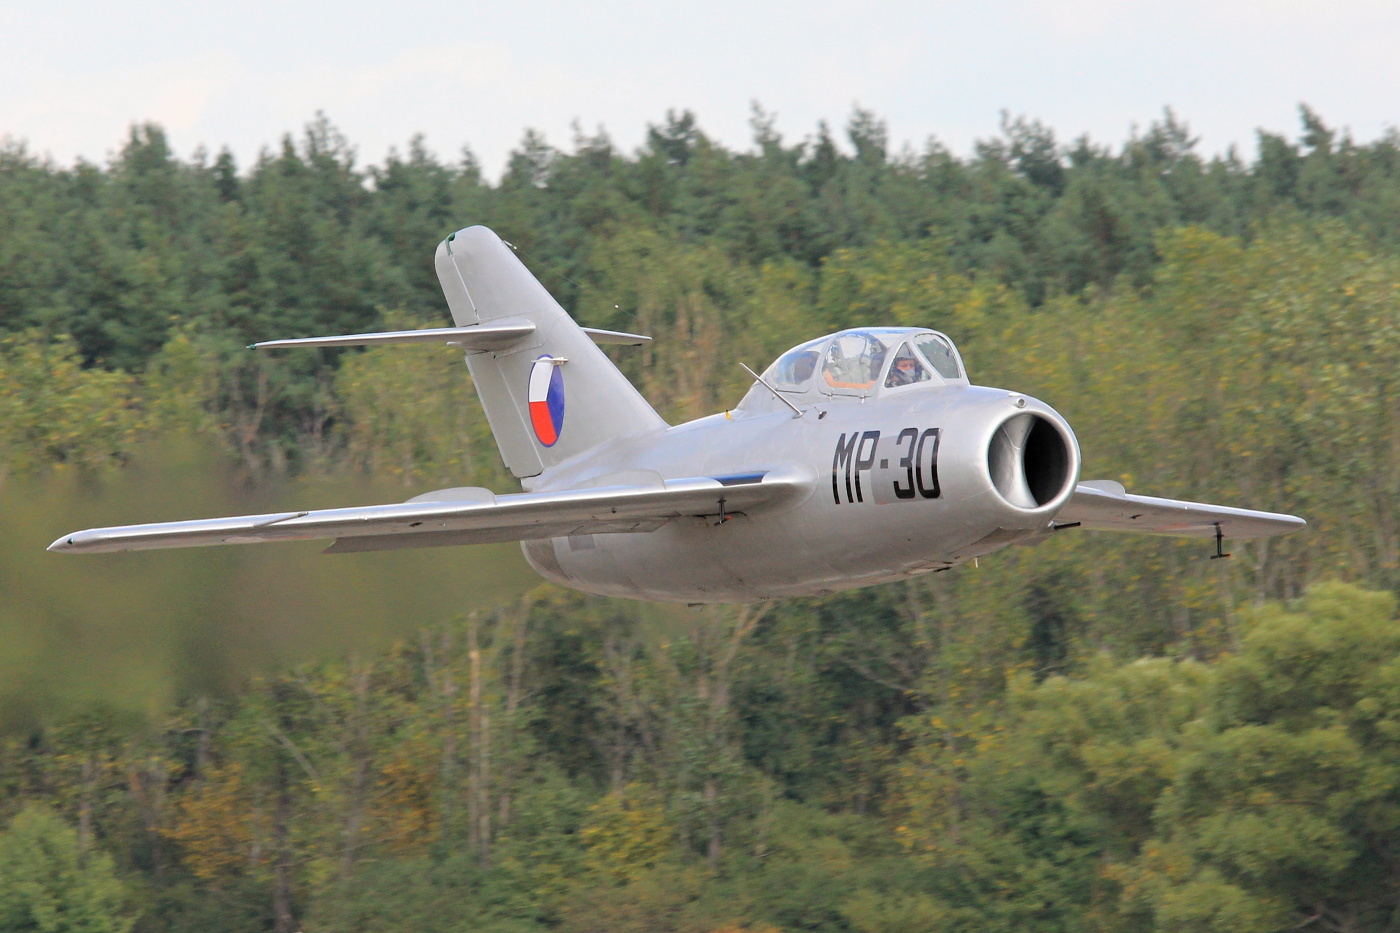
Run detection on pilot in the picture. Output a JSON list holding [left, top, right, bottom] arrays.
[[886, 354, 924, 387]]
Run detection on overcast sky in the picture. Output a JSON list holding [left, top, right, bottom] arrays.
[[2, 0, 1397, 179]]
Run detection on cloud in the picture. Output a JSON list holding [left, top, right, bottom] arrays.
[[1011, 0, 1400, 45], [2, 51, 240, 162], [0, 0, 1395, 176]]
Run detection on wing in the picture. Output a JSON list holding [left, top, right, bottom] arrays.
[[247, 322, 650, 351], [48, 470, 809, 555], [1056, 480, 1305, 539]]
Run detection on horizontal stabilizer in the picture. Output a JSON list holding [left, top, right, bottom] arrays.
[[48, 470, 810, 555], [1057, 482, 1305, 539], [249, 323, 650, 351], [578, 327, 653, 346]]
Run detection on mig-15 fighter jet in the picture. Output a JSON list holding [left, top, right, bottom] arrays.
[[49, 226, 1305, 602]]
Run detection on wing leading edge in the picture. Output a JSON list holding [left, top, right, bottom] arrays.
[[48, 471, 810, 555], [1057, 481, 1305, 539], [247, 321, 651, 351]]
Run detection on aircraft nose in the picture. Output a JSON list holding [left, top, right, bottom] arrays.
[[983, 397, 1080, 513]]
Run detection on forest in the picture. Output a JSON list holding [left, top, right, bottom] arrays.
[[2, 104, 1400, 932]]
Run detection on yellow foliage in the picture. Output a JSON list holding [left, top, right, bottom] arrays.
[[579, 783, 674, 883], [335, 309, 503, 487], [163, 764, 265, 881], [368, 748, 440, 855], [141, 328, 222, 436], [0, 330, 143, 478]]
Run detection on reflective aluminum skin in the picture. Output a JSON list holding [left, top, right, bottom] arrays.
[[49, 226, 1305, 603]]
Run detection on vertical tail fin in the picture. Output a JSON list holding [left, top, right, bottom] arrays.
[[436, 226, 667, 479]]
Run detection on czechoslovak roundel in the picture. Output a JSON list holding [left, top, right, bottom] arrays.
[[528, 356, 565, 447]]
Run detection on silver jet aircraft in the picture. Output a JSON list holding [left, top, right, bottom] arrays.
[[49, 225, 1305, 602]]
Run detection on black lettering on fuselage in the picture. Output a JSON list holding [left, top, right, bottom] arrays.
[[893, 427, 919, 500], [916, 428, 941, 499], [833, 427, 941, 505], [832, 431, 882, 504], [853, 431, 880, 502], [832, 433, 859, 504]]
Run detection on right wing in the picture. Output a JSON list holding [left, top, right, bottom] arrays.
[[248, 321, 650, 351], [1056, 480, 1305, 539], [49, 470, 810, 555]]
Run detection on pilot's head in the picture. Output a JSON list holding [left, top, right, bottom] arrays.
[[889, 356, 919, 386]]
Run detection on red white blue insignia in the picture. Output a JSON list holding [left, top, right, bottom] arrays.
[[527, 356, 565, 447]]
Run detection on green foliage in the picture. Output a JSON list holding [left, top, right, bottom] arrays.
[[3, 110, 1400, 931], [334, 309, 504, 486], [885, 583, 1400, 932], [0, 331, 142, 477], [580, 784, 675, 883], [3, 105, 1399, 470], [0, 804, 136, 933], [1117, 584, 1400, 932], [5, 576, 1400, 932]]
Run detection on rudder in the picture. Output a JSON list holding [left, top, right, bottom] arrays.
[[435, 226, 667, 478]]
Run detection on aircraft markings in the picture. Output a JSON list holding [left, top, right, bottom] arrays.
[[832, 428, 942, 505]]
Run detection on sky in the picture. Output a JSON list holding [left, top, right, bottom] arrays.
[[1, 0, 1397, 179]]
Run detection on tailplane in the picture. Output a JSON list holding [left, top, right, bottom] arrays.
[[435, 226, 667, 478]]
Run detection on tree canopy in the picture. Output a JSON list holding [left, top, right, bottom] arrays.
[[2, 106, 1399, 931]]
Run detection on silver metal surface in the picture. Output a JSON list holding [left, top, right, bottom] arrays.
[[250, 323, 650, 351], [49, 224, 1307, 603], [738, 362, 803, 417], [579, 327, 652, 346], [49, 472, 810, 555], [1056, 484, 1307, 538], [250, 322, 536, 351]]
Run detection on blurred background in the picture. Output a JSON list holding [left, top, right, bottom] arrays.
[[2, 2, 1399, 931]]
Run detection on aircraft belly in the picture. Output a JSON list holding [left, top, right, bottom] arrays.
[[558, 488, 992, 602], [594, 521, 828, 601], [536, 389, 1070, 602]]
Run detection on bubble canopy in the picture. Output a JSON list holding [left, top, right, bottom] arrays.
[[754, 327, 966, 404]]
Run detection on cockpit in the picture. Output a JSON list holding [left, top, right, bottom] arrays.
[[742, 327, 967, 411]]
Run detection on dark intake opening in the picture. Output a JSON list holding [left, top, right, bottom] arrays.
[[1024, 416, 1071, 506]]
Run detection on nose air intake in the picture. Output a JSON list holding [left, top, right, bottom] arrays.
[[987, 412, 1074, 509]]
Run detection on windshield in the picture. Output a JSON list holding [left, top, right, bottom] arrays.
[[914, 333, 961, 380], [821, 331, 888, 392], [766, 337, 825, 390], [885, 342, 931, 388], [752, 328, 960, 407]]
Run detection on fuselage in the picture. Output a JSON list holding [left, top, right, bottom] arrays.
[[520, 378, 1081, 602], [45, 233, 1305, 585]]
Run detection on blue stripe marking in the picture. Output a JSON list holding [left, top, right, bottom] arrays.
[[712, 471, 768, 487], [547, 366, 565, 428]]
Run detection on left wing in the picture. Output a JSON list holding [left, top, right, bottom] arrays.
[[1055, 480, 1305, 539], [48, 471, 809, 555]]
